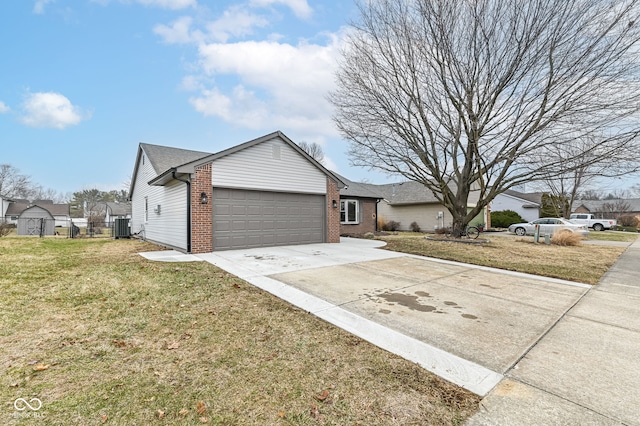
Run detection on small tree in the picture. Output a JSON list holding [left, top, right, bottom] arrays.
[[540, 193, 568, 218]]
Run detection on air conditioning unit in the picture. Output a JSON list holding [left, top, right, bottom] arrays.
[[114, 218, 130, 239]]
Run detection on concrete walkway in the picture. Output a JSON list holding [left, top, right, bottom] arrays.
[[140, 236, 640, 424], [467, 237, 640, 425]]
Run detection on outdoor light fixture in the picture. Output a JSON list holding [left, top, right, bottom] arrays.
[[332, 200, 338, 208], [200, 192, 208, 204]]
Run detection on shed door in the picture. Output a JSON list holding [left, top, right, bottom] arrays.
[[212, 188, 325, 251]]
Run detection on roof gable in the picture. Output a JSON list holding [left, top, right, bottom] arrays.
[[139, 131, 345, 189]]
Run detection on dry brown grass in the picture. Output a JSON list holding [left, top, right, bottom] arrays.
[[378, 233, 630, 284], [551, 229, 583, 246], [0, 236, 479, 425]]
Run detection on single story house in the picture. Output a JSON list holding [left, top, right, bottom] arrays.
[[490, 190, 542, 223], [335, 174, 382, 235], [129, 131, 345, 253], [366, 181, 484, 232], [0, 196, 11, 221], [571, 198, 640, 218], [104, 202, 132, 222]]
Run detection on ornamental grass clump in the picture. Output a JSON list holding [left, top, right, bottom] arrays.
[[551, 229, 584, 246]]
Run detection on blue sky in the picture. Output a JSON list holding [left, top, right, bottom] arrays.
[[0, 0, 390, 196]]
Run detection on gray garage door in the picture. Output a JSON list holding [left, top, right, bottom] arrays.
[[212, 188, 325, 251]]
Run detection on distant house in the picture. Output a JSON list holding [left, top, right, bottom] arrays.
[[335, 174, 382, 235], [104, 202, 132, 222], [0, 196, 12, 222], [129, 131, 345, 253], [491, 190, 542, 222], [369, 181, 484, 232], [571, 199, 640, 218]]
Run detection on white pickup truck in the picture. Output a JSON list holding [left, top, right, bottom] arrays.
[[569, 213, 617, 231]]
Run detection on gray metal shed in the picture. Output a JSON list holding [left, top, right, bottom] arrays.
[[17, 205, 55, 236]]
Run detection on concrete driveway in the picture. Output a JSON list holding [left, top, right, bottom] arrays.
[[193, 237, 590, 397]]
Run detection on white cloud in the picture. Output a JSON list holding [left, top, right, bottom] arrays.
[[249, 0, 312, 19], [154, 8, 269, 44], [33, 0, 54, 14], [154, 16, 201, 44], [20, 92, 89, 129], [91, 0, 196, 9], [0, 101, 9, 113], [135, 0, 196, 9], [189, 37, 341, 135], [205, 6, 269, 42]]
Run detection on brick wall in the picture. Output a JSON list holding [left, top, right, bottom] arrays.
[[326, 178, 341, 243], [340, 198, 377, 235], [191, 163, 212, 253]]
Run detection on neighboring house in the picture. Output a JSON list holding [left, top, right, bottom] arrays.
[[5, 200, 71, 228], [571, 199, 640, 218], [0, 196, 12, 222], [369, 181, 484, 232], [491, 190, 542, 223], [129, 131, 345, 253], [104, 202, 132, 222], [335, 174, 382, 235]]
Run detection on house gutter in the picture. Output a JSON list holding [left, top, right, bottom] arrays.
[[172, 170, 192, 253]]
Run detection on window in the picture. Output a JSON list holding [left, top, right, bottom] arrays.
[[340, 199, 359, 224], [144, 197, 148, 222]]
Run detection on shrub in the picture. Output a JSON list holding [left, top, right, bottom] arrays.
[[382, 220, 401, 231], [617, 215, 639, 228], [0, 221, 13, 237], [435, 227, 449, 235], [551, 229, 583, 246], [410, 221, 421, 232], [377, 215, 387, 231], [491, 210, 526, 228]]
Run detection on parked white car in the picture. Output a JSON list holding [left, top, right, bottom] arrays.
[[508, 218, 590, 237]]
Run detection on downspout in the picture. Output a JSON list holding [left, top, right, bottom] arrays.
[[172, 170, 191, 253]]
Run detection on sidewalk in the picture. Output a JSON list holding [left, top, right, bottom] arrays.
[[466, 238, 640, 425]]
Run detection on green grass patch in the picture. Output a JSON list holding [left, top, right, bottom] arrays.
[[0, 236, 478, 425], [586, 231, 640, 242]]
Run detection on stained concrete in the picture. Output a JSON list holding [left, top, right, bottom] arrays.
[[271, 257, 588, 373]]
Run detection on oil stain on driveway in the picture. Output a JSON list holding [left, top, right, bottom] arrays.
[[270, 256, 589, 374]]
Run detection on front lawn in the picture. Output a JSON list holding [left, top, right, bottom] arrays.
[[377, 233, 632, 284], [0, 236, 479, 425]]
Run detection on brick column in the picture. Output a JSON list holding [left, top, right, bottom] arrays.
[[326, 177, 341, 243], [191, 163, 213, 253]]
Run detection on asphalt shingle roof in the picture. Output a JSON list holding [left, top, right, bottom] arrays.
[[6, 202, 70, 216], [140, 143, 212, 175]]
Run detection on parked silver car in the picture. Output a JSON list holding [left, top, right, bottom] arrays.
[[508, 218, 590, 237]]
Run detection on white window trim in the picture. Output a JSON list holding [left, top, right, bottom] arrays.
[[144, 196, 148, 223], [340, 199, 360, 224]]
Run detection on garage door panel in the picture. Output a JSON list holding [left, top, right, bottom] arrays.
[[212, 188, 325, 251]]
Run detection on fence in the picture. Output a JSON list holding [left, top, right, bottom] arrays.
[[10, 218, 130, 239]]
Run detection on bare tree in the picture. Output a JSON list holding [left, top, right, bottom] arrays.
[[331, 0, 640, 236], [0, 164, 32, 199], [532, 134, 634, 217], [298, 141, 326, 165]]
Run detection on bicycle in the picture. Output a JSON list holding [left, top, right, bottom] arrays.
[[444, 225, 480, 239]]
